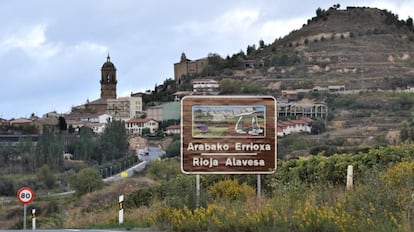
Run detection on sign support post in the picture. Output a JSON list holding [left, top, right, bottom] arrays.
[[196, 174, 200, 207], [23, 204, 27, 230], [257, 174, 261, 198]]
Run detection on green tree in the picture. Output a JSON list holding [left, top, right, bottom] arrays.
[[166, 137, 180, 158], [259, 39, 265, 49], [219, 78, 260, 94], [271, 54, 291, 66], [58, 116, 67, 131], [406, 17, 413, 27], [74, 127, 99, 162], [316, 7, 324, 17], [410, 126, 414, 142], [19, 124, 38, 134], [207, 53, 224, 70], [0, 143, 14, 169], [397, 93, 414, 110], [36, 164, 56, 189], [35, 130, 64, 171], [310, 145, 338, 156], [219, 78, 241, 94], [99, 119, 128, 162], [0, 177, 15, 196], [141, 128, 150, 136], [311, 120, 326, 134], [246, 44, 256, 56], [401, 120, 413, 142], [146, 158, 181, 182], [68, 124, 75, 133], [16, 136, 36, 172], [402, 117, 414, 142], [69, 168, 104, 195]]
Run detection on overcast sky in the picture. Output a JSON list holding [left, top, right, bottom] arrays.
[[0, 0, 412, 119]]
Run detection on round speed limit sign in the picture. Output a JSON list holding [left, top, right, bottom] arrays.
[[17, 187, 34, 205]]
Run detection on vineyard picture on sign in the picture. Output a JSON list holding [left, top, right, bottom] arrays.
[[181, 96, 277, 174], [192, 105, 266, 138]]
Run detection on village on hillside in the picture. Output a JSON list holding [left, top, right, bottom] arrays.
[[2, 6, 414, 159], [0, 53, 332, 154], [3, 5, 414, 230]]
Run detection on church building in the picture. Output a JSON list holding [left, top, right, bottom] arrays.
[[100, 55, 117, 100], [70, 55, 118, 114], [173, 52, 208, 81]]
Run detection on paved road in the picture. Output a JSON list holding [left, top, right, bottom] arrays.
[[0, 229, 164, 232], [138, 146, 166, 162], [103, 146, 165, 183], [0, 230, 128, 232]]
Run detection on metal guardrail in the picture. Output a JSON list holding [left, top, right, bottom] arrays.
[[103, 161, 148, 183]]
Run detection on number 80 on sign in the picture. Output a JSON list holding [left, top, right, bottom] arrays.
[[17, 187, 34, 205]]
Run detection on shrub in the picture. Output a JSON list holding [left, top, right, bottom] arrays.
[[145, 157, 180, 181], [310, 145, 338, 156], [69, 168, 104, 196], [162, 174, 199, 209], [148, 144, 414, 231], [128, 186, 159, 207], [208, 179, 255, 202], [151, 200, 288, 232], [36, 164, 57, 189], [292, 201, 355, 231], [0, 178, 15, 196], [166, 139, 180, 158]]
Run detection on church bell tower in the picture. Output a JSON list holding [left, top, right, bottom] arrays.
[[100, 54, 117, 100]]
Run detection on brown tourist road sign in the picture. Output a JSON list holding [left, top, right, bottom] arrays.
[[181, 95, 277, 174]]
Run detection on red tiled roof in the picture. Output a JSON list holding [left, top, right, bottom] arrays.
[[127, 118, 156, 123], [277, 117, 312, 128], [166, 125, 180, 130], [192, 79, 218, 83]]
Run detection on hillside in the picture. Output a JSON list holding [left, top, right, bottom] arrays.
[[163, 6, 414, 158], [191, 6, 414, 92], [256, 6, 414, 90]]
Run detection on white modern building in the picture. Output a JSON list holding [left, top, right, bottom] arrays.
[[107, 95, 143, 120], [277, 117, 313, 137], [65, 113, 112, 134], [192, 79, 219, 95], [164, 124, 181, 135], [125, 118, 159, 135]]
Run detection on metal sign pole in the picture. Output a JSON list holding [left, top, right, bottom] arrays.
[[196, 174, 200, 207], [257, 174, 261, 198], [23, 204, 27, 230]]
